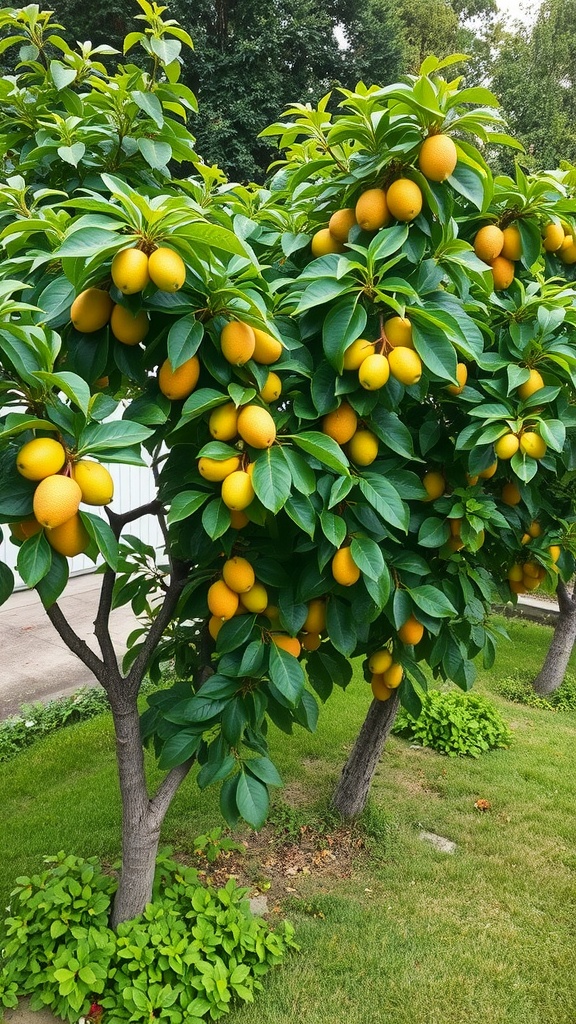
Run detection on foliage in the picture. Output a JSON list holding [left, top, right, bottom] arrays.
[[493, 670, 576, 712], [393, 688, 512, 755], [0, 850, 297, 1022]]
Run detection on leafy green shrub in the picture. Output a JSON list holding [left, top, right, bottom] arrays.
[[392, 690, 512, 757], [0, 851, 296, 1023], [493, 672, 576, 713]]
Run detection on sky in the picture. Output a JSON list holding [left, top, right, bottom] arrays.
[[496, 0, 542, 26]]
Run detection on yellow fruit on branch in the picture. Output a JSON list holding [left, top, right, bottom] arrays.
[[259, 371, 282, 403], [368, 648, 393, 674], [207, 579, 239, 620], [70, 287, 113, 333], [418, 133, 458, 182], [33, 475, 83, 529], [371, 674, 393, 701], [490, 255, 515, 291], [72, 460, 114, 505], [332, 546, 360, 586], [222, 556, 255, 594], [382, 662, 404, 688], [303, 598, 327, 633], [47, 513, 90, 557], [478, 461, 497, 479], [158, 355, 200, 400], [397, 615, 424, 645], [542, 222, 564, 252], [221, 470, 255, 510], [10, 518, 42, 541], [220, 321, 256, 365], [252, 327, 283, 364], [311, 228, 343, 257], [328, 207, 357, 242], [422, 471, 445, 501], [384, 316, 414, 349], [347, 428, 379, 466], [517, 368, 544, 401], [299, 631, 322, 651], [560, 241, 576, 264], [528, 521, 542, 538], [501, 481, 522, 506], [507, 563, 523, 582], [322, 401, 358, 444], [111, 247, 150, 295], [240, 582, 269, 613], [110, 304, 149, 346], [343, 337, 376, 370], [386, 179, 423, 222], [148, 247, 186, 291], [358, 352, 390, 390], [449, 518, 462, 537], [548, 544, 561, 563], [388, 346, 422, 386], [209, 402, 238, 441], [229, 509, 249, 529], [501, 224, 522, 261], [446, 362, 467, 395], [494, 433, 519, 460], [473, 224, 504, 263], [16, 438, 66, 481], [237, 405, 276, 448], [519, 431, 547, 459], [271, 633, 302, 657], [208, 615, 224, 641], [198, 455, 241, 482], [355, 188, 390, 232]]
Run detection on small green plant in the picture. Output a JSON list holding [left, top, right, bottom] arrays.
[[493, 672, 576, 713], [192, 828, 245, 864], [392, 690, 513, 758]]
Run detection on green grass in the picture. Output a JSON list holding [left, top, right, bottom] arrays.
[[2, 615, 576, 1023]]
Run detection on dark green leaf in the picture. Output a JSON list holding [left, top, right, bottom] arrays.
[[326, 597, 357, 657], [0, 561, 15, 606], [409, 585, 457, 618], [17, 531, 52, 587], [79, 512, 118, 569], [350, 536, 385, 581], [322, 296, 367, 372], [167, 490, 208, 525], [167, 317, 203, 370], [158, 730, 201, 770], [236, 771, 269, 829], [252, 447, 292, 513], [202, 498, 231, 540], [35, 551, 69, 609], [245, 756, 283, 787], [268, 643, 306, 705], [290, 432, 350, 475]]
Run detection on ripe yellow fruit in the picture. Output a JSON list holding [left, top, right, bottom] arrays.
[[332, 546, 360, 586], [47, 514, 90, 557], [386, 179, 423, 222], [494, 433, 519, 460], [343, 337, 376, 370], [528, 521, 542, 538], [384, 316, 414, 349], [329, 208, 357, 242], [523, 574, 541, 591], [237, 405, 276, 448], [198, 455, 241, 482], [148, 247, 186, 291], [158, 355, 200, 400], [347, 429, 379, 466], [542, 222, 564, 252], [501, 224, 522, 261], [509, 579, 526, 595], [300, 631, 322, 651], [110, 304, 149, 346], [111, 247, 150, 295], [501, 481, 522, 506], [72, 460, 114, 505], [358, 352, 390, 390], [560, 242, 576, 264], [271, 633, 301, 657], [522, 561, 540, 580], [549, 544, 561, 563], [70, 288, 113, 333], [490, 256, 515, 291], [398, 615, 424, 645], [518, 368, 544, 401], [208, 615, 224, 641], [322, 401, 358, 444], [33, 475, 83, 529], [478, 461, 497, 479], [222, 556, 255, 594], [209, 402, 238, 441], [422, 471, 445, 501], [521, 533, 531, 545], [221, 470, 255, 510], [221, 321, 256, 365], [418, 133, 458, 182], [240, 582, 269, 613], [507, 563, 523, 582], [560, 233, 574, 252], [229, 509, 249, 529], [303, 598, 327, 633], [446, 362, 468, 395], [368, 648, 393, 674], [16, 438, 66, 481], [371, 675, 393, 701], [259, 371, 282, 403], [382, 662, 404, 689], [207, 579, 239, 620], [388, 347, 422, 386], [252, 327, 283, 364], [355, 189, 391, 232], [474, 225, 504, 263], [311, 228, 344, 256], [520, 431, 547, 459]]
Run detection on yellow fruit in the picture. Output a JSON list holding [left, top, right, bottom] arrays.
[[158, 355, 200, 400], [528, 521, 542, 538], [450, 518, 462, 537], [358, 352, 390, 390], [467, 474, 479, 486], [386, 179, 423, 222], [110, 304, 149, 346], [549, 544, 561, 563], [490, 256, 515, 291], [259, 371, 282, 403], [16, 438, 66, 481], [303, 598, 327, 633], [507, 563, 523, 582], [382, 662, 404, 688], [384, 316, 414, 349], [111, 247, 150, 294], [418, 133, 458, 182], [520, 431, 547, 459], [72, 460, 114, 505], [522, 561, 540, 579], [502, 481, 522, 506], [271, 633, 301, 657], [241, 582, 269, 613], [209, 402, 238, 441], [237, 405, 276, 448], [343, 338, 376, 370], [322, 401, 358, 444], [518, 368, 544, 401], [422, 471, 445, 501], [221, 470, 255, 510], [446, 535, 464, 552], [368, 649, 393, 674], [474, 225, 504, 263], [252, 327, 283, 364], [198, 455, 241, 482], [207, 579, 239, 620], [501, 224, 522, 261], [329, 208, 357, 242], [347, 429, 379, 466], [509, 579, 526, 594], [521, 533, 531, 545], [331, 546, 360, 586], [300, 631, 322, 651], [560, 233, 574, 252], [264, 604, 281, 627], [208, 615, 224, 641], [148, 247, 186, 291], [229, 509, 249, 529], [494, 433, 519, 460], [542, 222, 564, 252], [388, 347, 422, 386], [47, 514, 90, 557], [560, 242, 576, 264], [446, 362, 468, 395], [371, 675, 393, 701], [523, 575, 541, 591], [70, 288, 113, 333], [311, 228, 344, 256], [397, 615, 424, 645], [221, 321, 256, 365], [478, 461, 498, 479], [33, 475, 82, 529], [355, 188, 391, 232], [222, 556, 255, 594]]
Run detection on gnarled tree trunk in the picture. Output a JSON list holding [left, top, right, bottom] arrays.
[[331, 691, 400, 818], [533, 578, 576, 696]]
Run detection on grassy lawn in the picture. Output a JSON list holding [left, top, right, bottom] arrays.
[[1, 615, 576, 1023]]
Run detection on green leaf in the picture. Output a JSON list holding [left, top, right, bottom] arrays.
[[216, 614, 257, 655], [50, 59, 76, 89], [322, 296, 367, 373], [246, 756, 283, 787], [294, 277, 356, 314], [35, 551, 69, 609], [409, 585, 457, 618], [350, 536, 385, 581], [158, 730, 202, 770], [268, 643, 306, 705], [132, 89, 164, 128], [290, 432, 350, 476], [79, 512, 118, 569], [175, 388, 230, 428], [202, 498, 231, 539], [538, 418, 566, 453], [370, 408, 415, 458], [320, 510, 346, 548], [411, 320, 458, 382], [33, 371, 91, 416], [17, 531, 52, 587], [167, 490, 208, 525], [220, 775, 240, 827], [236, 771, 269, 829], [282, 446, 316, 495], [167, 317, 203, 371], [252, 447, 292, 513], [137, 138, 172, 169], [57, 227, 123, 258], [0, 561, 15, 606], [77, 420, 153, 454], [284, 494, 316, 538], [418, 517, 450, 548], [358, 473, 409, 532], [58, 143, 85, 167], [326, 596, 357, 657]]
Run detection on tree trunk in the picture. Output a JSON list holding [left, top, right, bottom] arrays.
[[533, 579, 576, 696], [331, 692, 400, 819]]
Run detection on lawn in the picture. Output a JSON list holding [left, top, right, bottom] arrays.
[[1, 615, 576, 1024]]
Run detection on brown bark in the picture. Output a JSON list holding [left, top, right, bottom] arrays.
[[331, 692, 400, 819], [533, 579, 576, 696]]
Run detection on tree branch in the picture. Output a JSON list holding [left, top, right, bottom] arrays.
[[44, 600, 106, 682], [106, 500, 163, 537], [94, 567, 122, 678], [149, 759, 195, 828], [557, 577, 574, 615], [124, 562, 187, 693]]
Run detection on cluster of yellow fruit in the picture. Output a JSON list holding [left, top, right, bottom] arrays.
[[321, 401, 379, 467], [507, 560, 547, 594], [541, 221, 576, 264], [473, 224, 519, 291], [197, 403, 277, 513], [495, 428, 547, 462], [12, 437, 114, 557], [368, 648, 404, 702]]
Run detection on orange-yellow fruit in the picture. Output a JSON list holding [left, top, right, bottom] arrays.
[[198, 455, 241, 482], [467, 474, 479, 486], [528, 521, 542, 538], [94, 376, 109, 390], [523, 575, 541, 591], [560, 242, 576, 264], [271, 633, 301, 658], [222, 556, 255, 594], [384, 316, 414, 349], [16, 438, 66, 481], [10, 518, 42, 541], [111, 247, 150, 295], [494, 433, 519, 460], [371, 675, 393, 701], [501, 224, 522, 261], [418, 133, 458, 182], [478, 461, 498, 480], [446, 363, 468, 395], [264, 604, 281, 627], [422, 471, 445, 501], [332, 546, 360, 586], [509, 579, 526, 595], [382, 662, 404, 689], [518, 369, 544, 401], [490, 256, 515, 291], [158, 355, 200, 400], [237, 405, 276, 448], [221, 321, 256, 365], [520, 431, 547, 459], [502, 481, 522, 506], [229, 509, 249, 529], [386, 179, 423, 222], [507, 563, 523, 582], [221, 470, 255, 510], [549, 544, 561, 563], [388, 347, 422, 386], [207, 579, 239, 620], [259, 371, 282, 403], [209, 402, 238, 441], [110, 304, 149, 346], [560, 233, 574, 252], [347, 429, 379, 466], [252, 327, 283, 364], [542, 222, 564, 252], [521, 533, 531, 545], [300, 631, 322, 651], [46, 513, 90, 557], [240, 582, 269, 613], [72, 460, 114, 505], [358, 352, 390, 390], [355, 189, 390, 232], [311, 228, 344, 257], [33, 475, 82, 530], [303, 598, 327, 633], [522, 561, 540, 579], [70, 288, 113, 333], [148, 247, 186, 291], [329, 208, 357, 242], [368, 648, 393, 674], [474, 225, 504, 263], [208, 615, 224, 640], [397, 615, 424, 645], [321, 402, 358, 444], [343, 338, 376, 370], [450, 518, 462, 537]]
